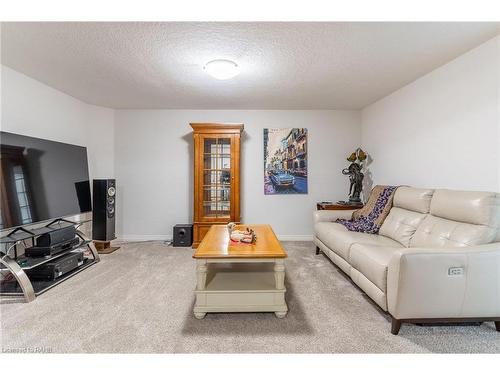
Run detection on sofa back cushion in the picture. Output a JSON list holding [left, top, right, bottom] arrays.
[[379, 187, 433, 246], [411, 215, 497, 247], [393, 187, 434, 213], [379, 207, 427, 247], [411, 189, 500, 247], [430, 189, 500, 226]]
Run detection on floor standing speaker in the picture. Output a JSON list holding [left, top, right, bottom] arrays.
[[92, 179, 119, 254]]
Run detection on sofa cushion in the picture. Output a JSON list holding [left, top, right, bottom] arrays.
[[410, 215, 497, 248], [349, 244, 399, 293], [430, 189, 500, 227], [315, 222, 402, 261], [314, 222, 348, 236], [379, 207, 427, 247], [393, 187, 434, 213]]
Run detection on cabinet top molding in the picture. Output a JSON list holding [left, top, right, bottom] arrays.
[[190, 123, 244, 133]]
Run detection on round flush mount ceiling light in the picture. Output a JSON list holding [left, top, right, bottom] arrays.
[[203, 59, 240, 80]]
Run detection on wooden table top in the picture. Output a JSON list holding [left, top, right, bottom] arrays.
[[316, 202, 363, 210], [193, 224, 287, 259]]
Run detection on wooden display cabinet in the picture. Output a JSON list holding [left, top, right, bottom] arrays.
[[190, 123, 244, 248]]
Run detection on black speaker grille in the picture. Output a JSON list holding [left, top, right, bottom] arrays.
[[92, 179, 116, 241], [173, 224, 193, 247]]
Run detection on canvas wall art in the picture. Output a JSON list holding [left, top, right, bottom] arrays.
[[263, 128, 308, 195]]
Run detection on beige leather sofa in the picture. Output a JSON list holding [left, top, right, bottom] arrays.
[[313, 187, 500, 334]]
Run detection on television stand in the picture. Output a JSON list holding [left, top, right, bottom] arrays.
[[0, 218, 100, 303]]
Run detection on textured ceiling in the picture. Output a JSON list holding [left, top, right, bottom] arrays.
[[1, 22, 499, 109]]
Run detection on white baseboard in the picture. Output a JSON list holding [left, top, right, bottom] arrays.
[[116, 234, 312, 242], [116, 234, 173, 242], [277, 235, 313, 241]]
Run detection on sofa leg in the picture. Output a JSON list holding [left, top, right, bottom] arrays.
[[495, 321, 500, 332], [391, 318, 402, 335], [315, 246, 320, 255]]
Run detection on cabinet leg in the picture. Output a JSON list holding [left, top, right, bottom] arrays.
[[391, 318, 402, 335], [275, 311, 287, 319], [315, 246, 320, 255], [495, 321, 500, 332]]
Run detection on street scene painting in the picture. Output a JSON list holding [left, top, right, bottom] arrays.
[[264, 128, 308, 195]]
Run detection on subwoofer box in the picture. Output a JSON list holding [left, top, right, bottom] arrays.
[[173, 224, 193, 247]]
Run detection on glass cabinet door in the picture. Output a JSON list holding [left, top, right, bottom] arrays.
[[201, 136, 231, 218]]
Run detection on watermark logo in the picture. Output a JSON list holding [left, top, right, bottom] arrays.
[[2, 346, 53, 353]]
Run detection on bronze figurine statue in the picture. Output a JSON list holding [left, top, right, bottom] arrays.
[[342, 148, 367, 204]]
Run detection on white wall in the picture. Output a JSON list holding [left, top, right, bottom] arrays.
[[361, 36, 500, 192], [1, 66, 115, 180], [3, 34, 498, 241], [114, 110, 361, 240]]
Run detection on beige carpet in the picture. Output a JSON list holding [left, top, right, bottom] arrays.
[[1, 241, 499, 353]]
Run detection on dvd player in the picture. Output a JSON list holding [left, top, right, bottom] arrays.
[[26, 251, 84, 280], [24, 237, 80, 257]]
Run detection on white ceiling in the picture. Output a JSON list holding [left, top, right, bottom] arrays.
[[2, 22, 499, 110]]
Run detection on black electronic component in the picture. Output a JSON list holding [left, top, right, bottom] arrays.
[[173, 224, 193, 247], [0, 131, 91, 230], [25, 237, 80, 257], [36, 226, 76, 247], [25, 252, 84, 280]]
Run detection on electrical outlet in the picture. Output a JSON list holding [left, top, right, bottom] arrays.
[[448, 267, 464, 276]]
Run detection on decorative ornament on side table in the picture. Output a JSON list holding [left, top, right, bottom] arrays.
[[227, 222, 257, 244], [340, 148, 367, 205]]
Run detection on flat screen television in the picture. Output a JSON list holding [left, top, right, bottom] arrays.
[[0, 131, 91, 231]]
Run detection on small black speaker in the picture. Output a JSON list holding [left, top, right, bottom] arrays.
[[36, 226, 76, 247], [92, 179, 116, 241], [173, 224, 193, 247]]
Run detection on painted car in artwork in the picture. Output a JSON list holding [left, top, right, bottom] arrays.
[[269, 170, 295, 188]]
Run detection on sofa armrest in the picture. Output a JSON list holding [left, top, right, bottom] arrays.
[[387, 243, 500, 319], [313, 209, 356, 225]]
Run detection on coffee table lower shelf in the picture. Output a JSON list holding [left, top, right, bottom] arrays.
[[193, 260, 288, 319]]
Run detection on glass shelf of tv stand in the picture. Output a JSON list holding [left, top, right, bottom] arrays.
[[0, 218, 99, 302], [1, 257, 97, 297], [0, 219, 91, 244], [0, 239, 92, 271]]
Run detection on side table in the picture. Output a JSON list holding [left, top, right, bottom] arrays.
[[316, 202, 363, 211]]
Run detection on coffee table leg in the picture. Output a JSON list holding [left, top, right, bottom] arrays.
[[194, 259, 208, 319], [274, 259, 287, 318], [274, 259, 285, 289], [196, 259, 207, 290]]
